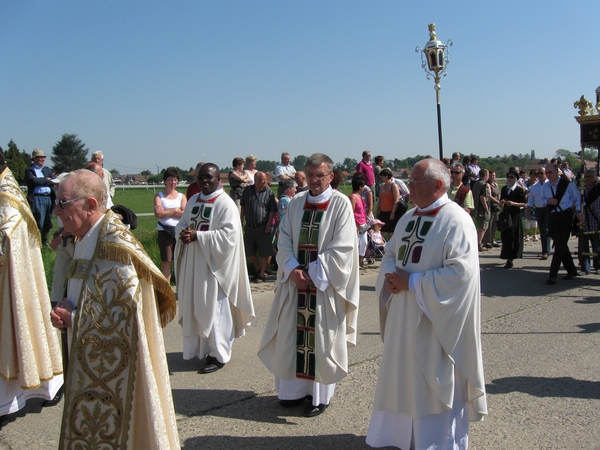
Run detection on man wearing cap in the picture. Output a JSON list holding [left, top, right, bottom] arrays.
[[25, 149, 56, 245]]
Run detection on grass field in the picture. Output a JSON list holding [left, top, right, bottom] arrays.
[[40, 180, 503, 292]]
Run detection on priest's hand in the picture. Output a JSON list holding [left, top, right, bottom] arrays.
[[51, 299, 73, 330], [384, 269, 409, 294], [179, 227, 197, 244], [290, 268, 312, 291]]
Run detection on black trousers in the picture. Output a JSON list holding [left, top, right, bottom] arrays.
[[549, 211, 577, 278]]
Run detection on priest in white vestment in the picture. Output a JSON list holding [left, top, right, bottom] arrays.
[[175, 163, 254, 374], [0, 152, 63, 417], [366, 158, 487, 449], [50, 170, 180, 450], [258, 153, 360, 418]]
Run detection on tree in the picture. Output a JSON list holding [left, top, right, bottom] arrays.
[[5, 140, 29, 183], [51, 133, 89, 173], [336, 158, 358, 172], [292, 155, 308, 171], [140, 170, 152, 176]]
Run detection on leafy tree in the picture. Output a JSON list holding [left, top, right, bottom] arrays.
[[256, 160, 278, 173], [51, 133, 89, 173], [5, 140, 29, 183], [140, 170, 152, 176], [335, 158, 358, 172], [292, 155, 308, 171]]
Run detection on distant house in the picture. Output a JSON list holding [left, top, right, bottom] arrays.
[[122, 174, 149, 185]]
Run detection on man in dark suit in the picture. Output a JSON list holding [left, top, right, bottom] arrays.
[[25, 149, 56, 245]]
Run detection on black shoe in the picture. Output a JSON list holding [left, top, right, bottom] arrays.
[[503, 261, 513, 269], [200, 356, 225, 374], [546, 277, 557, 285], [42, 387, 63, 407], [484, 243, 493, 249], [279, 396, 308, 407], [562, 273, 578, 280], [303, 403, 328, 417]]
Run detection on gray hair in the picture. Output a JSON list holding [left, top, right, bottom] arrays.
[[584, 168, 596, 177], [280, 178, 297, 190], [91, 150, 104, 158], [423, 158, 451, 191], [62, 169, 107, 213], [306, 153, 334, 173], [450, 162, 465, 173]]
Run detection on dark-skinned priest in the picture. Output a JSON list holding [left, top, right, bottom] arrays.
[[50, 169, 179, 449], [366, 158, 487, 449], [175, 163, 254, 374], [258, 153, 360, 418]]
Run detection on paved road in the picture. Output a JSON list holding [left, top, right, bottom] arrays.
[[1, 238, 598, 449]]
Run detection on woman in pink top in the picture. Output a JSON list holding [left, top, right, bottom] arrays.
[[350, 173, 369, 268]]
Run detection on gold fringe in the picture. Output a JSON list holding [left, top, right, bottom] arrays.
[[0, 192, 42, 247], [97, 236, 177, 328]]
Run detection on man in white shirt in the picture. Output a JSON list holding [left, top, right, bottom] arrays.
[[526, 167, 550, 260], [541, 164, 583, 285]]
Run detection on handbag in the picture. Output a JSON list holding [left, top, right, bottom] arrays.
[[496, 210, 511, 232]]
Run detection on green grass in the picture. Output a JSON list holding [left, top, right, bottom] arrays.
[[40, 181, 503, 292]]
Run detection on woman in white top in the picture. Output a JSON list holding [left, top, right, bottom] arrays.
[[154, 167, 187, 283], [245, 154, 258, 186]]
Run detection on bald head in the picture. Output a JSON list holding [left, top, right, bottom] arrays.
[[85, 162, 104, 178]]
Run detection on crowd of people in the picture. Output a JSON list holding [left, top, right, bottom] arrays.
[[3, 144, 599, 449], [442, 152, 599, 285]]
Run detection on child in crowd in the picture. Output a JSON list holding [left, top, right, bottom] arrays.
[[369, 219, 387, 254]]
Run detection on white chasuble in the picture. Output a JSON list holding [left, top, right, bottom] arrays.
[[258, 188, 359, 386], [367, 200, 487, 449], [174, 190, 254, 360], [0, 167, 63, 415]]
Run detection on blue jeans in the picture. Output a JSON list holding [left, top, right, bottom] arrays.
[[32, 194, 54, 235]]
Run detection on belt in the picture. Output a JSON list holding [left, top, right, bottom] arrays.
[[551, 208, 573, 215], [247, 223, 266, 228], [34, 193, 51, 196]]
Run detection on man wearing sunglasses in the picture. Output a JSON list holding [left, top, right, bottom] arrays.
[[50, 169, 180, 448]]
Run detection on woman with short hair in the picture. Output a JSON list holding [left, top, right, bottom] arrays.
[[154, 167, 187, 283], [229, 157, 251, 210]]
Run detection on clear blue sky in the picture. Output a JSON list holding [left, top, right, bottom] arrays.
[[1, 1, 598, 174]]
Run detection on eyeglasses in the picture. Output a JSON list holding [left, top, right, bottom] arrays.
[[537, 172, 545, 175], [55, 197, 83, 209], [450, 171, 463, 175], [306, 172, 331, 180], [407, 177, 432, 185]]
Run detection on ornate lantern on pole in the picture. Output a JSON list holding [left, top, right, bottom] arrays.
[[416, 24, 453, 160]]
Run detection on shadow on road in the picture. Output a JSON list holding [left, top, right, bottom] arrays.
[[486, 376, 600, 399], [182, 433, 371, 449]]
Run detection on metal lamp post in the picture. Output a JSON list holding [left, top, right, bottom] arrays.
[[416, 24, 453, 160]]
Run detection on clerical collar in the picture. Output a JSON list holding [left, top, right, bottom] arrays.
[[308, 186, 333, 203], [417, 193, 450, 212], [78, 213, 106, 243], [200, 188, 223, 201]]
